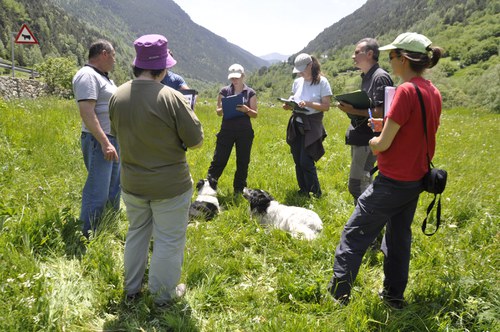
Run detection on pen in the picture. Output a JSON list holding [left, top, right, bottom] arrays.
[[368, 108, 374, 129]]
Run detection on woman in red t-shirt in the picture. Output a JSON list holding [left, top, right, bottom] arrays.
[[327, 32, 443, 309]]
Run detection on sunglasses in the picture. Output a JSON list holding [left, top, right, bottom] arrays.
[[389, 53, 399, 61]]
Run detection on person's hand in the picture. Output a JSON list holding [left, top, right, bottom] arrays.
[[298, 100, 307, 108], [282, 103, 292, 110], [236, 104, 249, 113], [216, 107, 223, 116], [368, 118, 384, 132], [102, 142, 119, 161], [337, 102, 354, 114]]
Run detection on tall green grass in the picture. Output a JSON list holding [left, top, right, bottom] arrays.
[[0, 96, 498, 331]]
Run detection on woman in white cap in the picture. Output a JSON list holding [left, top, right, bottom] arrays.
[[283, 53, 332, 198], [327, 32, 443, 309], [207, 63, 258, 195], [109, 34, 204, 307]]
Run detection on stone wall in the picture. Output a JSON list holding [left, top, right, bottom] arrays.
[[0, 77, 49, 99]]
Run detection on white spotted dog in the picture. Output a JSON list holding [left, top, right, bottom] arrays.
[[189, 179, 220, 221], [242, 188, 323, 240]]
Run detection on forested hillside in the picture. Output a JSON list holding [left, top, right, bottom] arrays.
[[48, 0, 267, 83], [0, 0, 498, 110], [0, 0, 267, 86], [248, 0, 499, 112]]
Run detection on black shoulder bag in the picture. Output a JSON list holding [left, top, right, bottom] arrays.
[[412, 83, 447, 236]]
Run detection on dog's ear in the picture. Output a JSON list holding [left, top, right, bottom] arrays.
[[249, 190, 272, 214], [262, 190, 274, 201], [196, 179, 204, 190]]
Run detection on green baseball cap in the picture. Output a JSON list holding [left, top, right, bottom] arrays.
[[379, 32, 432, 54]]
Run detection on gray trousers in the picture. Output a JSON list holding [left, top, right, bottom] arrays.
[[122, 188, 192, 304], [329, 174, 423, 300], [348, 145, 377, 203]]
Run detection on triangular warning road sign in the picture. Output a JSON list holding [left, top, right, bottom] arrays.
[[15, 24, 39, 44]]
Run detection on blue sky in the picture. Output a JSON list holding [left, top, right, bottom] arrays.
[[174, 0, 367, 56]]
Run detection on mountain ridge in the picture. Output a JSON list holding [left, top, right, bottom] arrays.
[[48, 0, 268, 83], [260, 53, 290, 64]]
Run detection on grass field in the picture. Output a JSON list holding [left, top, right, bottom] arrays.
[[0, 96, 498, 331]]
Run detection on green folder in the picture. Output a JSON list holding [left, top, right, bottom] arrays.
[[335, 90, 372, 109]]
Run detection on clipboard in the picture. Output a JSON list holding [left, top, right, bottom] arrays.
[[335, 90, 372, 109], [180, 89, 198, 110], [277, 98, 308, 112], [222, 94, 245, 120]]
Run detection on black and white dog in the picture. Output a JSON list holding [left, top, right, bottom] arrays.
[[189, 179, 220, 221], [242, 188, 323, 240]]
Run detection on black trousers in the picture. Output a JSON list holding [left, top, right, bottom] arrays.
[[207, 128, 254, 192], [328, 174, 422, 301]]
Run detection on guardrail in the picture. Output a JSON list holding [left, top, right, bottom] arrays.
[[0, 60, 40, 78]]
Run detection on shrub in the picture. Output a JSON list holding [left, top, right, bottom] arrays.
[[35, 57, 77, 97]]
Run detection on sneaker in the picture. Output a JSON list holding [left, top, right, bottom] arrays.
[[312, 191, 322, 199], [297, 190, 310, 197], [327, 280, 350, 306], [125, 292, 141, 303], [378, 290, 405, 310], [155, 284, 187, 309], [175, 283, 187, 298]]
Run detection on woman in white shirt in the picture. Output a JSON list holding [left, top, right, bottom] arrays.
[[283, 53, 332, 198]]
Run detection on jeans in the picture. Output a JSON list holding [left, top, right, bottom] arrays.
[[289, 129, 321, 197], [348, 145, 377, 204], [122, 188, 192, 304], [80, 132, 121, 236], [328, 174, 422, 301], [207, 128, 254, 192]]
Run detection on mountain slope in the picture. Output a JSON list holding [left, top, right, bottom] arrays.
[[301, 0, 495, 55], [48, 0, 267, 83], [0, 0, 266, 84], [247, 0, 499, 112]]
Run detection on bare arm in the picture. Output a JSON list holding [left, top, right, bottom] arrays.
[[78, 100, 118, 161], [236, 95, 258, 118], [216, 94, 223, 117], [337, 103, 384, 118], [368, 118, 400, 154], [298, 95, 331, 112]]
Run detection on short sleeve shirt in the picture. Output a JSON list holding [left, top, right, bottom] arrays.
[[291, 76, 332, 115], [72, 65, 117, 134], [161, 71, 187, 91], [109, 80, 204, 200], [346, 64, 393, 146], [377, 77, 441, 181], [219, 84, 256, 131]]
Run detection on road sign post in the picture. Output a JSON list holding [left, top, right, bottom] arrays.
[[11, 34, 15, 78], [11, 24, 39, 78]]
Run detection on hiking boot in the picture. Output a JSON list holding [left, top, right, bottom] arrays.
[[125, 291, 141, 303], [378, 290, 405, 310]]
